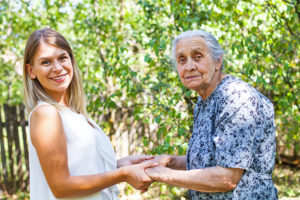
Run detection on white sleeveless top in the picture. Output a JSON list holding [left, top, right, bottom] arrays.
[[28, 101, 119, 200]]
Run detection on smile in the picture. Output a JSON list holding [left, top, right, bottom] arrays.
[[50, 74, 67, 82], [185, 75, 202, 80]]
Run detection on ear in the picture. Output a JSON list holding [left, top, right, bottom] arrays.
[[215, 55, 223, 71], [26, 64, 37, 79]]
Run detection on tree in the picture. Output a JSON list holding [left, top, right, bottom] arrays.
[[0, 0, 299, 193]]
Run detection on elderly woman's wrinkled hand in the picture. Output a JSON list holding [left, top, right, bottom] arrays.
[[153, 155, 172, 167], [141, 154, 172, 167], [145, 166, 171, 182]]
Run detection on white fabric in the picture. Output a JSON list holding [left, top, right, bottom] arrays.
[[28, 101, 119, 200]]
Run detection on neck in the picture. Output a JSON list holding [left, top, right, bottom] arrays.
[[47, 90, 69, 107], [197, 72, 227, 100]]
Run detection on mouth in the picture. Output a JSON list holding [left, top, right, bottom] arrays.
[[50, 74, 67, 82], [185, 74, 202, 80]]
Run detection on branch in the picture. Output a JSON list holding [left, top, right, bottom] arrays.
[[282, 0, 292, 4], [140, 89, 170, 110], [265, 0, 296, 36], [294, 0, 300, 21], [119, 0, 124, 29]]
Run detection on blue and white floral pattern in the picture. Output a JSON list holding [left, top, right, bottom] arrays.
[[186, 76, 278, 200]]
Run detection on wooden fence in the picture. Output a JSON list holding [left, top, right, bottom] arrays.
[[0, 103, 298, 197], [0, 104, 29, 195]]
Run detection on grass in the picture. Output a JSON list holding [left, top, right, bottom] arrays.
[[1, 164, 299, 200]]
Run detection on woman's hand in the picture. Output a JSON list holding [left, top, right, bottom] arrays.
[[151, 155, 172, 167], [145, 166, 171, 182], [117, 155, 154, 168], [142, 155, 186, 170], [122, 161, 158, 191]]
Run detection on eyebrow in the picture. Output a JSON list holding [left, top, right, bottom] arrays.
[[175, 52, 185, 58], [38, 52, 67, 61], [176, 47, 204, 57]]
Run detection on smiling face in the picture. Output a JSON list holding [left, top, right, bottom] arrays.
[[26, 41, 73, 101], [175, 37, 222, 95]]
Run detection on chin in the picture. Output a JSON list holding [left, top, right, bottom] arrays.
[[185, 84, 201, 90]]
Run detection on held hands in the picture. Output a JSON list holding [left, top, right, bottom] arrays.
[[145, 166, 170, 182], [141, 154, 172, 183], [149, 154, 172, 167], [121, 161, 158, 192], [118, 154, 172, 192]]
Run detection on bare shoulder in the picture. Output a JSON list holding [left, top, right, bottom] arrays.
[[30, 104, 65, 149], [31, 104, 60, 120]]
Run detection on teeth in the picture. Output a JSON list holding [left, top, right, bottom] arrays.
[[52, 75, 66, 80]]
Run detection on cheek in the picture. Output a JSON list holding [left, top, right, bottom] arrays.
[[197, 62, 212, 74], [195, 62, 206, 71], [36, 68, 49, 77], [68, 66, 74, 81], [66, 62, 73, 74]]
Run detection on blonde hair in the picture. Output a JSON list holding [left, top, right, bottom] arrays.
[[23, 28, 88, 118]]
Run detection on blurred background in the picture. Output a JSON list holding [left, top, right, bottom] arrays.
[[0, 0, 299, 199]]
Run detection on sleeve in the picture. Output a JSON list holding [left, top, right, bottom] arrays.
[[213, 84, 259, 170]]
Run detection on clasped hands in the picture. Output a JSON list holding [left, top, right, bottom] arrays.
[[117, 155, 171, 192]]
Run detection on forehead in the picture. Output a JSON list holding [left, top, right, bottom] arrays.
[[34, 41, 67, 59], [175, 37, 209, 55]]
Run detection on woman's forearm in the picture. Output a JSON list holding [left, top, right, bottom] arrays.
[[51, 168, 126, 198], [147, 166, 243, 193], [50, 161, 157, 198]]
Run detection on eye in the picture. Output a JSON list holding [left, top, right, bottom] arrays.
[[194, 54, 202, 60], [178, 56, 186, 64], [59, 56, 68, 61], [41, 60, 51, 65]]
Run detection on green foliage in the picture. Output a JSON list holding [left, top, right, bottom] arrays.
[[273, 164, 300, 198], [0, 1, 299, 197]]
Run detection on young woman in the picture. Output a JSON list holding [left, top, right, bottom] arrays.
[[23, 28, 158, 200]]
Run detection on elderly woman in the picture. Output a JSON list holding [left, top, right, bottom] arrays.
[[146, 30, 278, 199]]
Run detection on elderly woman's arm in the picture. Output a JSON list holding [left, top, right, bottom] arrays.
[[145, 166, 244, 192]]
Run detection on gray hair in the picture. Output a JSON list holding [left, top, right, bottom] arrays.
[[171, 30, 225, 70]]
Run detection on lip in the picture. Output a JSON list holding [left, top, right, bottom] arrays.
[[50, 74, 67, 82], [185, 75, 202, 80]]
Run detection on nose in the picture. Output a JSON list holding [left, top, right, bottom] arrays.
[[185, 57, 196, 71], [52, 60, 63, 72]]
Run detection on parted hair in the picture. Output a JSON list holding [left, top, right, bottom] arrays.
[[23, 28, 88, 118]]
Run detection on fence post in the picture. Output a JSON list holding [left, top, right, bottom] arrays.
[[3, 104, 16, 192], [1, 104, 30, 194], [19, 104, 29, 191], [0, 105, 8, 192], [12, 106, 22, 190]]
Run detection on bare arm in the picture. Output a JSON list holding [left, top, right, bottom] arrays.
[[30, 105, 156, 198], [145, 166, 244, 193]]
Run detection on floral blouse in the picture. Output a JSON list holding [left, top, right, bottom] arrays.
[[186, 76, 278, 200]]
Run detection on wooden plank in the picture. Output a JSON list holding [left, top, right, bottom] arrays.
[[19, 104, 29, 191], [0, 105, 8, 192], [12, 106, 22, 190], [3, 104, 14, 192]]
